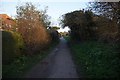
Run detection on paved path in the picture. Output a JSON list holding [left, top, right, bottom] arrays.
[[25, 37, 79, 78]]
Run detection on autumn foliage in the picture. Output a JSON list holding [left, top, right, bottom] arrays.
[[16, 3, 51, 54]]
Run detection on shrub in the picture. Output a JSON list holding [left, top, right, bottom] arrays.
[[16, 3, 51, 54], [18, 25, 51, 55], [70, 41, 120, 78], [2, 31, 24, 64], [49, 30, 60, 42]]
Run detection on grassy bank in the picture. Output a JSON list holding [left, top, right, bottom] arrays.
[[69, 40, 120, 78], [2, 41, 59, 78]]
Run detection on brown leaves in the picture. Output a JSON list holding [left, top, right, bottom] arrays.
[[16, 3, 51, 54]]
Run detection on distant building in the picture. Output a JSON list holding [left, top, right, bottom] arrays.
[[0, 14, 16, 31]]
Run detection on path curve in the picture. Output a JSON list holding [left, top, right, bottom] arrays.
[[25, 37, 79, 78]]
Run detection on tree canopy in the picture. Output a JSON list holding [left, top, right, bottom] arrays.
[[60, 10, 96, 41]]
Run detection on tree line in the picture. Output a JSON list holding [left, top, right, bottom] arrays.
[[60, 2, 120, 44]]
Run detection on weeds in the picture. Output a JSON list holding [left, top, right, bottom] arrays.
[[70, 41, 120, 78]]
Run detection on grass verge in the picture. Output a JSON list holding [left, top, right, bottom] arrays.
[[2, 41, 59, 78], [69, 41, 120, 78]]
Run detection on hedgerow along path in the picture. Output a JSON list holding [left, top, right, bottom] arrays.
[[24, 37, 79, 78]]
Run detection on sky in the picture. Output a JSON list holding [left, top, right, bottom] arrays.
[[0, 0, 92, 32]]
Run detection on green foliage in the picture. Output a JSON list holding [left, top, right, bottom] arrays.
[[70, 41, 120, 78], [49, 30, 60, 43], [89, 2, 120, 43], [60, 10, 96, 41], [40, 6, 51, 28], [89, 2, 120, 23], [60, 2, 120, 43], [2, 31, 24, 64], [11, 31, 25, 54], [49, 26, 60, 31], [2, 40, 58, 78], [3, 52, 47, 78], [48, 26, 60, 43]]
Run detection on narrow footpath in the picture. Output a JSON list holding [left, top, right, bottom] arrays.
[[25, 37, 79, 78]]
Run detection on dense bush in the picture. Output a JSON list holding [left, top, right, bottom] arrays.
[[16, 3, 51, 54], [70, 41, 120, 78], [49, 30, 60, 42], [60, 2, 120, 43], [60, 10, 96, 41], [89, 2, 120, 43], [2, 31, 24, 64], [24, 26, 51, 54]]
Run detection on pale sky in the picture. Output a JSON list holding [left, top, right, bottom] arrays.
[[0, 0, 92, 32]]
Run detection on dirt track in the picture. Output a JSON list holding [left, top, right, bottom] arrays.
[[25, 37, 78, 78]]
